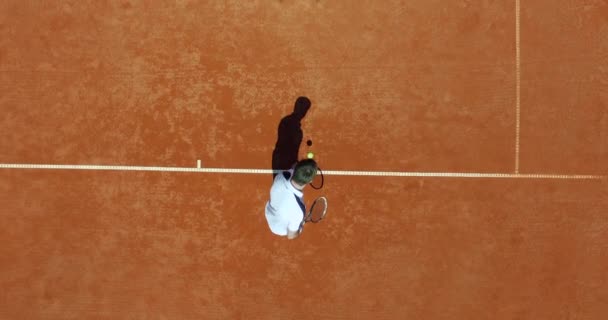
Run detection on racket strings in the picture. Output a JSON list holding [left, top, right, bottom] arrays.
[[299, 197, 328, 235], [308, 197, 327, 223]]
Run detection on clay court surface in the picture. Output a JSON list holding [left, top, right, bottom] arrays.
[[1, 1, 607, 319]]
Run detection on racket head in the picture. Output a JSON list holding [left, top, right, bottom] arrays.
[[309, 168, 324, 189], [307, 196, 327, 223]]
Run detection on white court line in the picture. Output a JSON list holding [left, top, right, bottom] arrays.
[[0, 164, 604, 180], [515, 0, 522, 173]]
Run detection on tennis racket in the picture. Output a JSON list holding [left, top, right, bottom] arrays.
[[306, 196, 327, 223], [297, 196, 328, 235], [309, 168, 324, 189]]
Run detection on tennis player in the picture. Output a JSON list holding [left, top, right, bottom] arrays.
[[265, 159, 318, 239]]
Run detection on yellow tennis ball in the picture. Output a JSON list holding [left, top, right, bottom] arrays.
[[306, 152, 314, 159]]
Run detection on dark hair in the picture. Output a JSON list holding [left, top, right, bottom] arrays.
[[293, 159, 318, 185]]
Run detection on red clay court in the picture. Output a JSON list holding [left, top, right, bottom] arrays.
[[1, 1, 607, 319]]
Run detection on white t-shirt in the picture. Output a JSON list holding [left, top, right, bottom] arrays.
[[265, 170, 306, 236]]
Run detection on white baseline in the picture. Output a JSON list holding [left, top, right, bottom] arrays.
[[0, 163, 604, 180]]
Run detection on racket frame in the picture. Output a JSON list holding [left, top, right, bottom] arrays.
[[309, 168, 324, 189], [297, 196, 327, 235], [305, 196, 327, 223]]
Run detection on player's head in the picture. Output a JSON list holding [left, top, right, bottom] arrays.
[[293, 96, 311, 119], [293, 159, 318, 185]]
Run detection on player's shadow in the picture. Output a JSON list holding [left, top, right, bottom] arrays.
[[271, 97, 311, 179]]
